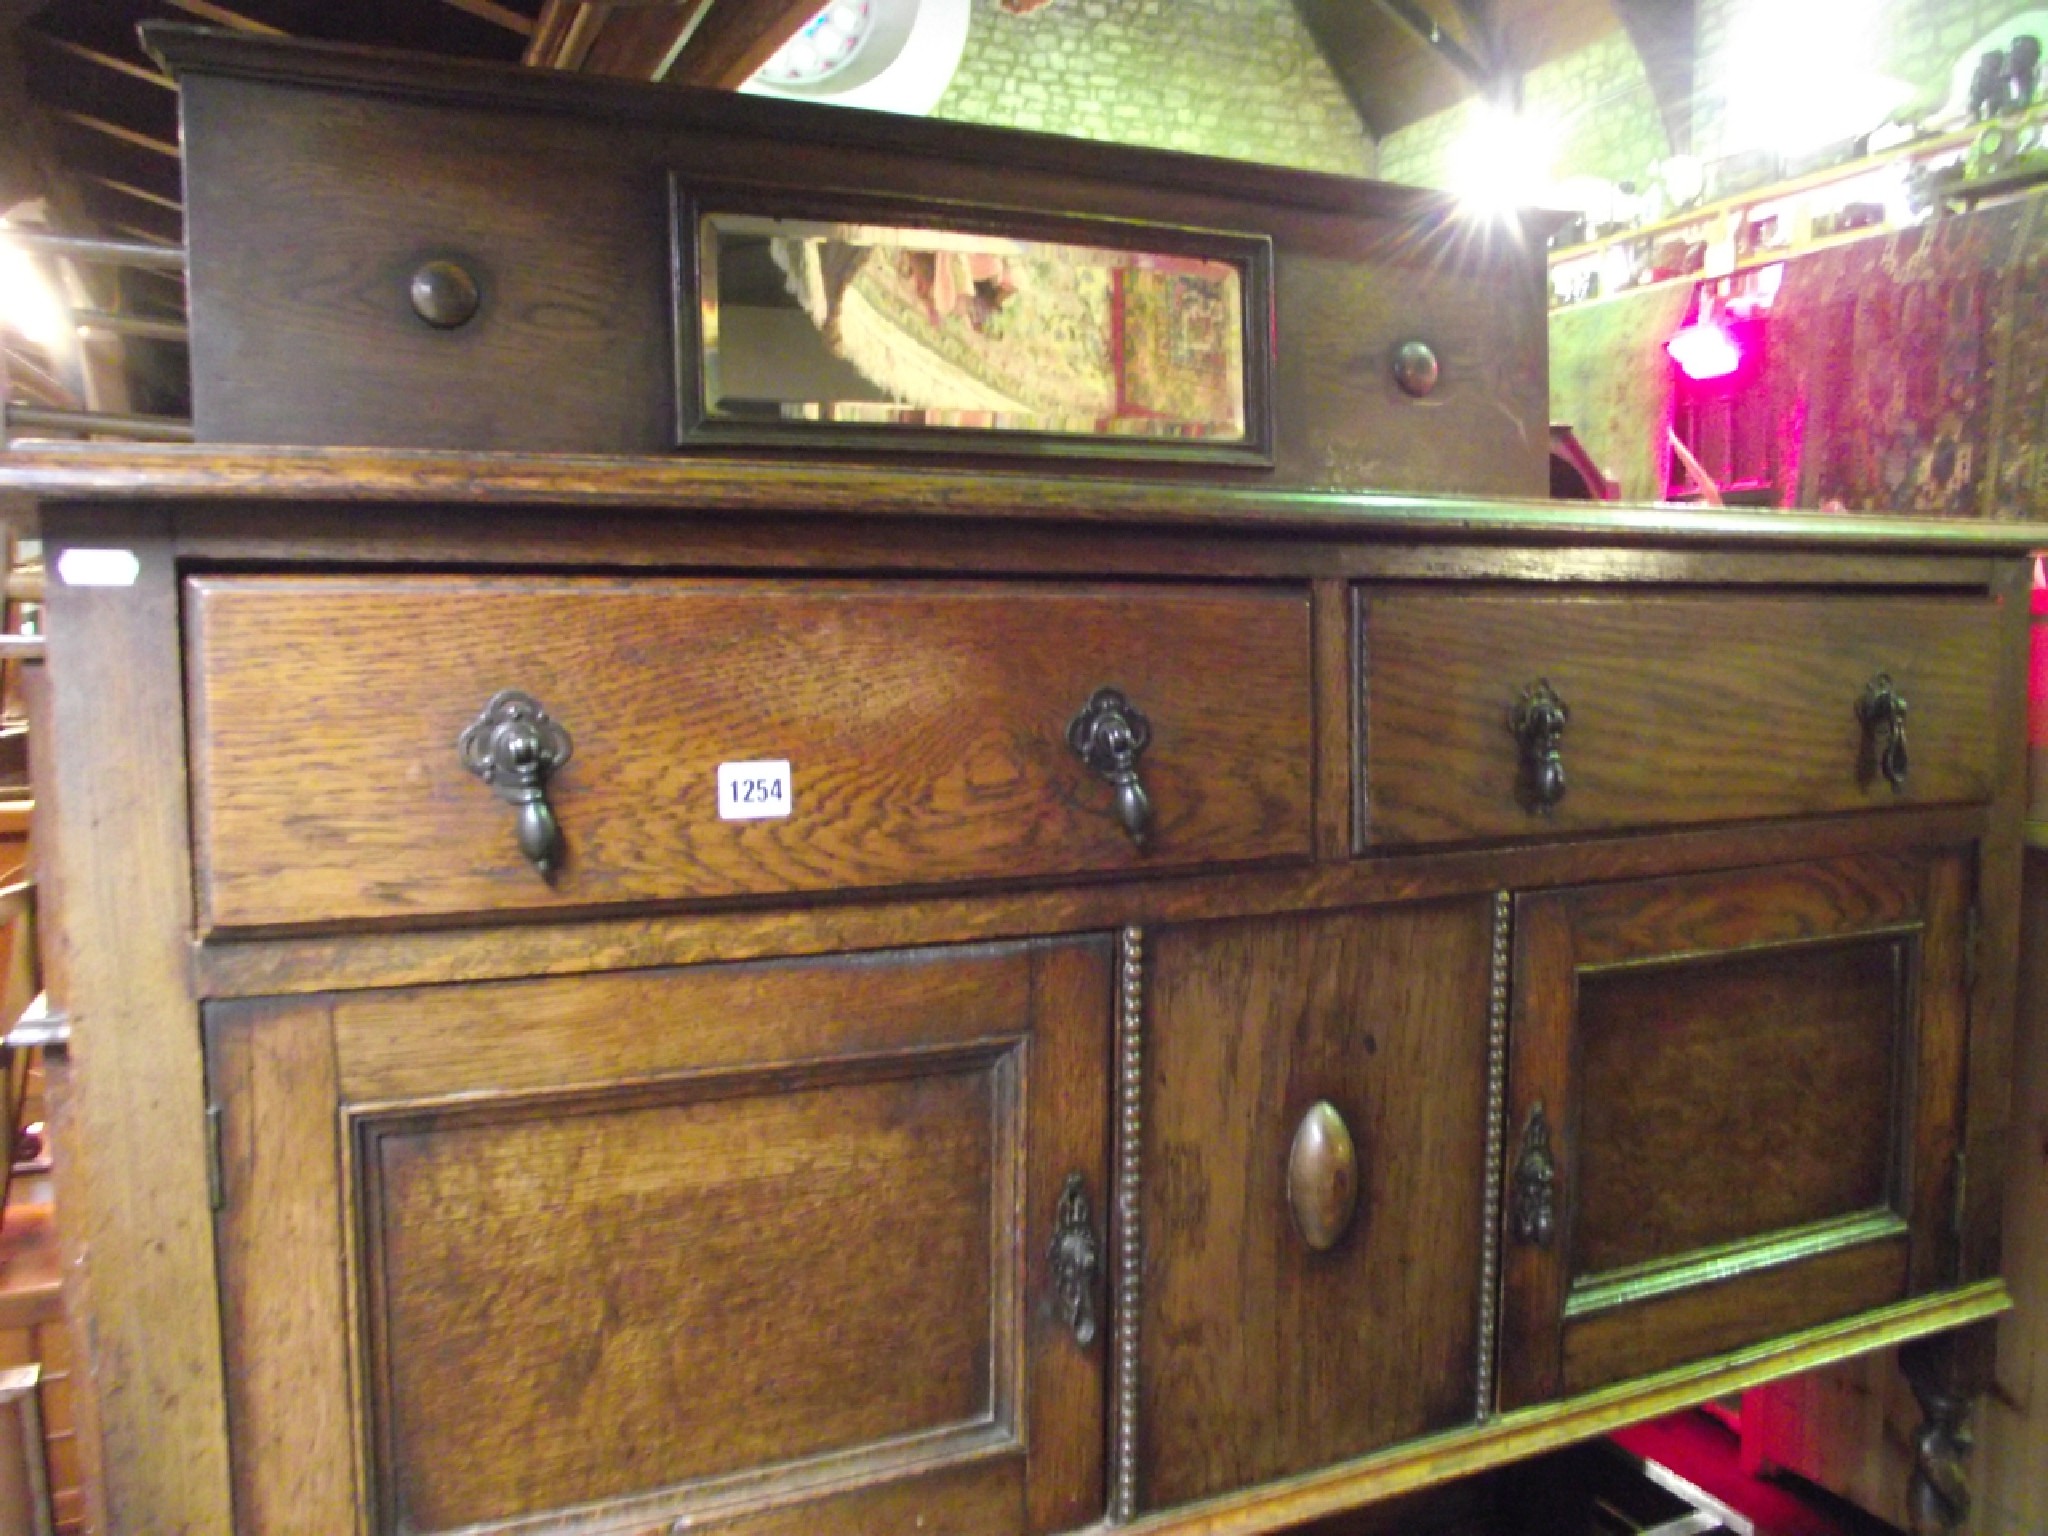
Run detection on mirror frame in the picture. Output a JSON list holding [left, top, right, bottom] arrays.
[[672, 178, 1276, 467]]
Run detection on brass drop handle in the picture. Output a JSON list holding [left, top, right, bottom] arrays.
[[460, 690, 574, 880], [1049, 1173, 1103, 1348], [1509, 679, 1569, 815], [1858, 673, 1910, 792], [1287, 1100, 1360, 1252], [1067, 687, 1153, 846], [1510, 1102, 1558, 1248]]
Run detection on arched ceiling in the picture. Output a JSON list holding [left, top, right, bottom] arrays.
[[1294, 0, 1694, 149]]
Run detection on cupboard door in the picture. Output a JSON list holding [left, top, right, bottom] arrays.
[[1138, 901, 1497, 1510], [1498, 851, 1970, 1409], [208, 938, 1112, 1536]]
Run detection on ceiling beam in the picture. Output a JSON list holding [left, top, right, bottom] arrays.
[[106, 220, 181, 247], [526, 0, 815, 87], [160, 0, 286, 36], [1610, 0, 1693, 155], [83, 174, 183, 216], [664, 0, 819, 88], [1366, 0, 1489, 87], [26, 34, 176, 92], [435, 0, 537, 38], [55, 111, 180, 161]]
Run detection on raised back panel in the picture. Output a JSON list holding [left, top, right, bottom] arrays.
[[156, 27, 1547, 495]]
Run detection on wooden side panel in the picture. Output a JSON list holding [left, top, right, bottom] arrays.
[[1140, 901, 1493, 1510], [35, 510, 232, 1532], [1362, 592, 2000, 844], [187, 577, 1313, 928], [208, 997, 358, 1535], [1970, 850, 2048, 1533]]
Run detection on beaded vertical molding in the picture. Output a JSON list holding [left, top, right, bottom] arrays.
[[1109, 925, 1145, 1523], [1475, 891, 1512, 1422]]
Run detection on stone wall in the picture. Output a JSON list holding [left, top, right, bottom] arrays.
[[1382, 0, 2048, 194], [1378, 29, 1670, 191], [931, 0, 1374, 177]]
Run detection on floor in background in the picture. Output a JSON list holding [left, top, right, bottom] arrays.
[[1613, 1411, 1905, 1536]]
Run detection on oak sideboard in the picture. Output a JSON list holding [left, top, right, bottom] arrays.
[[0, 27, 2038, 1536]]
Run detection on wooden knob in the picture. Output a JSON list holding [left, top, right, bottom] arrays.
[[1393, 340, 1440, 398], [410, 259, 481, 329], [1287, 1100, 1359, 1252]]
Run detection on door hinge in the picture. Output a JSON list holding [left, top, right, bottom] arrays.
[[205, 1101, 225, 1212]]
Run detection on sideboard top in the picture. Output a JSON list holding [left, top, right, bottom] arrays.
[[3, 442, 2044, 553]]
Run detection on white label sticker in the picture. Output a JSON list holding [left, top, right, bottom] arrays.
[[717, 759, 793, 821], [56, 548, 140, 587]]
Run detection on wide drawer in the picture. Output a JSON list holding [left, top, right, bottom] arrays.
[[1360, 591, 2000, 845], [186, 575, 1313, 928]]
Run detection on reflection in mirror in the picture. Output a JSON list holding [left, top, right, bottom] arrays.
[[700, 214, 1249, 441]]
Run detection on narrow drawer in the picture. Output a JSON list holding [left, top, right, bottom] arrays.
[[1360, 591, 1999, 845], [187, 575, 1313, 928]]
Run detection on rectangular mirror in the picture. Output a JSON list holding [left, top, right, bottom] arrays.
[[679, 192, 1273, 463]]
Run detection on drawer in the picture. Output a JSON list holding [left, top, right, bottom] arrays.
[[1360, 591, 1999, 845], [186, 575, 1313, 928]]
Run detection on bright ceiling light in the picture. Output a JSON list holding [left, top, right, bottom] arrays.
[[1447, 101, 1558, 217], [1721, 0, 1910, 155], [0, 220, 74, 357]]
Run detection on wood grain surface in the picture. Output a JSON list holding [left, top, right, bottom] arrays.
[[191, 805, 1994, 1001], [1362, 591, 2001, 844], [34, 511, 233, 1533], [1, 442, 2042, 555], [1560, 1239, 1911, 1395], [207, 997, 359, 1534], [162, 30, 1545, 494], [186, 576, 1313, 928], [1139, 902, 1492, 1509], [210, 937, 1110, 1536], [1572, 938, 1904, 1275], [1499, 850, 1968, 1411]]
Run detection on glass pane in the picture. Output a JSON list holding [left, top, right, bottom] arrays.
[[700, 213, 1249, 441]]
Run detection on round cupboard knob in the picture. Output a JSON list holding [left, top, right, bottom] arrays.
[[1393, 340, 1440, 398], [410, 259, 481, 329], [1287, 1100, 1360, 1253]]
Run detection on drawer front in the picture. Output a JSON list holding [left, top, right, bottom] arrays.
[[210, 938, 1113, 1536], [1361, 591, 1999, 845], [1498, 851, 1969, 1408], [187, 575, 1313, 928]]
